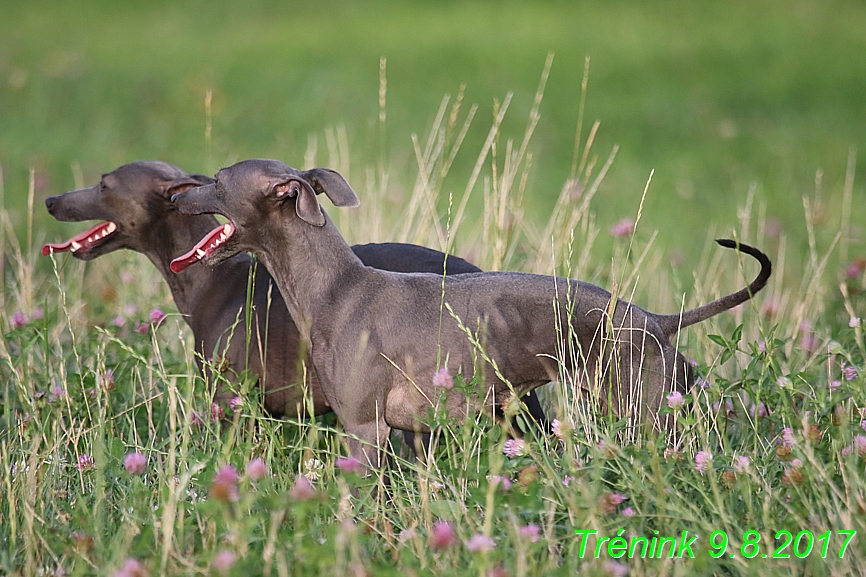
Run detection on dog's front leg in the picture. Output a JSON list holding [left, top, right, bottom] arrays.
[[343, 416, 392, 473]]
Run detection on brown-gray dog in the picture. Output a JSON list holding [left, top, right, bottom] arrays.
[[43, 161, 547, 451], [171, 159, 771, 468]]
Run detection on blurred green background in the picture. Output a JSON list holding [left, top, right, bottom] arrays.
[[2, 0, 864, 265]]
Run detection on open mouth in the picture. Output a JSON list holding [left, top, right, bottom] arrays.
[[169, 222, 235, 273], [42, 221, 118, 256]]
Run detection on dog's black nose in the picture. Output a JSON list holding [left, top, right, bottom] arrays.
[[45, 196, 58, 212]]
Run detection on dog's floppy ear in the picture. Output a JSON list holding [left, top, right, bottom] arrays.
[[163, 173, 215, 197], [300, 168, 360, 208], [271, 178, 326, 226], [269, 168, 357, 227]]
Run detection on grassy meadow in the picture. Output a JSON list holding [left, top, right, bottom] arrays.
[[2, 0, 866, 575]]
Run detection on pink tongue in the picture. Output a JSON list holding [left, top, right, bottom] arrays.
[[170, 223, 234, 273], [42, 221, 115, 256]]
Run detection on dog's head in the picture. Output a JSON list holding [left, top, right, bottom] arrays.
[[169, 159, 358, 273], [42, 161, 213, 260]]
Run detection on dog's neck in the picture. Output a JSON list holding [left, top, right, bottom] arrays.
[[142, 214, 251, 321], [255, 210, 365, 344]]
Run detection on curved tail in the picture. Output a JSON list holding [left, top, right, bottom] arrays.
[[657, 239, 772, 336]]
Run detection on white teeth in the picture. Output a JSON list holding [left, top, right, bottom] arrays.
[[196, 249, 206, 258], [225, 223, 233, 234], [71, 241, 82, 251], [106, 222, 117, 233], [88, 236, 95, 243]]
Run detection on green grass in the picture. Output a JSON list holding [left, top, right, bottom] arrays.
[[1, 0, 865, 268], [3, 102, 866, 573], [2, 1, 866, 575], [3, 188, 866, 576]]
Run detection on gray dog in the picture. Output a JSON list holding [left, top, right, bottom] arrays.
[[171, 159, 770, 468]]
